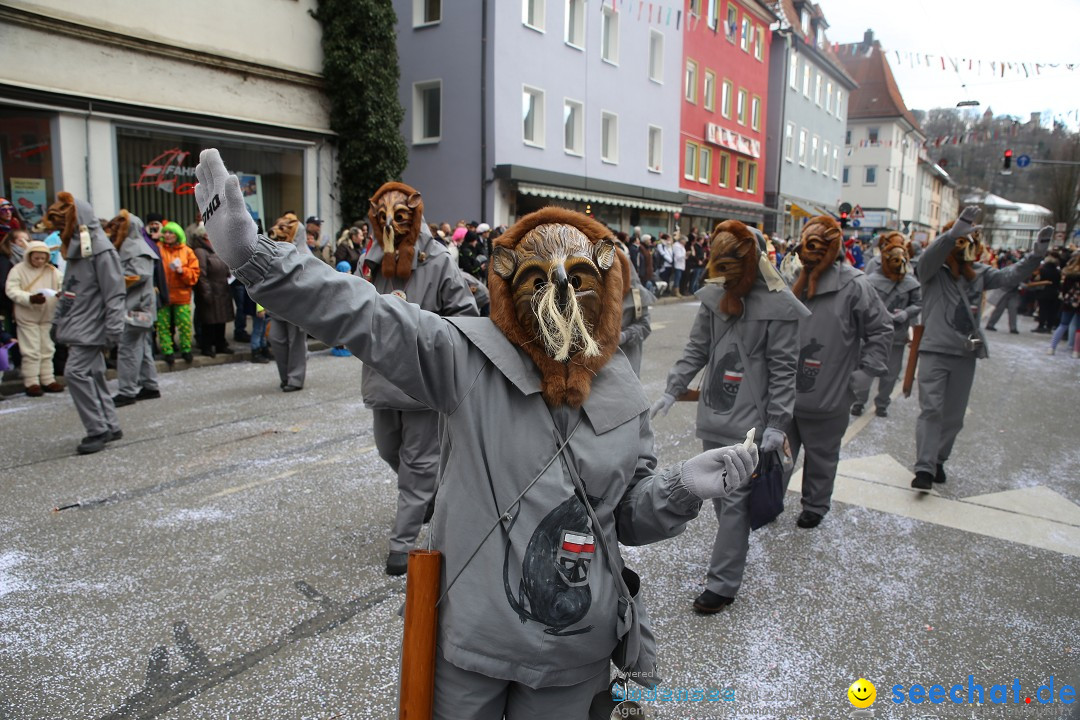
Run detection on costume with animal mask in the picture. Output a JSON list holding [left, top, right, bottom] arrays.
[[911, 207, 1048, 490], [105, 210, 160, 404], [786, 216, 893, 527], [849, 233, 922, 418], [195, 148, 758, 718], [263, 212, 310, 391], [614, 239, 656, 377], [37, 191, 126, 454], [656, 221, 808, 609]]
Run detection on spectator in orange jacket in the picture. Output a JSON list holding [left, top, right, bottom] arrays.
[[156, 221, 200, 365]]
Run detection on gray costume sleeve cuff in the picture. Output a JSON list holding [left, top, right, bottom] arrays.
[[668, 463, 706, 514], [232, 235, 283, 287]]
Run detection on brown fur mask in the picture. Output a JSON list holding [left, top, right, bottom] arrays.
[[940, 220, 981, 281], [368, 182, 423, 281], [269, 213, 303, 245], [793, 215, 842, 300], [105, 209, 131, 250], [705, 220, 758, 316], [489, 207, 622, 408], [877, 231, 910, 282], [38, 191, 79, 254]]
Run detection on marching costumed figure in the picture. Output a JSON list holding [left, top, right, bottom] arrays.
[[787, 216, 892, 528], [910, 207, 1049, 490], [194, 149, 758, 719], [850, 232, 922, 418], [266, 212, 310, 392], [652, 220, 808, 613], [613, 234, 656, 378]]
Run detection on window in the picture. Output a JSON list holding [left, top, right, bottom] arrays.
[[784, 122, 794, 161], [413, 0, 441, 26], [564, 99, 583, 156], [865, 166, 877, 184], [688, 0, 701, 15], [826, 81, 834, 114], [648, 125, 662, 172], [811, 135, 819, 171], [832, 147, 839, 178], [601, 111, 618, 163], [800, 8, 809, 34], [735, 157, 747, 191], [698, 145, 712, 183], [718, 152, 730, 187], [737, 88, 747, 125], [648, 30, 664, 82], [685, 60, 698, 103], [746, 162, 757, 193], [684, 141, 698, 180], [798, 128, 808, 166], [845, 129, 851, 145], [821, 140, 830, 172], [750, 95, 761, 131], [523, 86, 545, 146], [726, 4, 737, 42], [565, 0, 585, 47], [523, 0, 545, 31], [868, 127, 880, 144], [815, 73, 823, 106], [412, 80, 441, 143], [721, 79, 733, 118], [706, 0, 718, 29], [755, 26, 764, 61], [703, 70, 716, 111], [601, 6, 619, 63], [789, 54, 798, 89], [842, 166, 850, 184], [740, 17, 751, 52], [802, 64, 811, 97], [836, 90, 844, 118]]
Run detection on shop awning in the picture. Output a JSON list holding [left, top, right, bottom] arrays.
[[517, 182, 682, 213], [788, 201, 834, 219], [682, 190, 780, 221]]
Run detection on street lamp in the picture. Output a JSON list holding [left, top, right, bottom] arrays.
[[956, 100, 980, 107]]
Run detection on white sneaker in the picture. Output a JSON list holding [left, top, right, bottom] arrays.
[[1046, 347, 1055, 355]]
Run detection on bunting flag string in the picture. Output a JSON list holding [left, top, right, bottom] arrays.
[[838, 43, 1079, 78]]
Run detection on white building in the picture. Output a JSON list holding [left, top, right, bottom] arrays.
[[962, 191, 1051, 250]]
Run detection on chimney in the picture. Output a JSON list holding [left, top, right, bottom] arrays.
[[1029, 112, 1041, 126], [862, 29, 874, 48]]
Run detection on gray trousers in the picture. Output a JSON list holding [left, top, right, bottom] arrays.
[[117, 326, 159, 398], [703, 438, 753, 597], [268, 318, 306, 388], [850, 342, 906, 411], [986, 291, 1020, 331], [786, 410, 850, 516], [66, 345, 119, 437], [432, 649, 608, 720], [915, 351, 976, 475], [373, 407, 441, 554]]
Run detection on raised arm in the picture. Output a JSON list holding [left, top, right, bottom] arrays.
[[917, 206, 982, 283], [984, 226, 1051, 290]]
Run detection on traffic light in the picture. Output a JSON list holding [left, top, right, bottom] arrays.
[[840, 211, 850, 228], [1003, 149, 1013, 170]]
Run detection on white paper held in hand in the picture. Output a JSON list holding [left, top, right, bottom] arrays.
[[743, 427, 756, 449]]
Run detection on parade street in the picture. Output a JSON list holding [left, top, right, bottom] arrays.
[[1, 299, 1078, 720]]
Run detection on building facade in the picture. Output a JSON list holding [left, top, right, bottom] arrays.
[[763, 0, 855, 240], [0, 0, 336, 234]]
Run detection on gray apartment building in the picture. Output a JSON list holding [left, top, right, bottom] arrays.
[[762, 0, 855, 239], [392, 0, 685, 235]]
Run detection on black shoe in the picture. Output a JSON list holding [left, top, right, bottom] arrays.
[[693, 589, 735, 614], [1010, 329, 1019, 334], [135, 387, 161, 400], [107, 429, 123, 442], [911, 471, 934, 491], [216, 345, 235, 355], [934, 464, 947, 484], [182, 351, 194, 363], [112, 394, 137, 407], [850, 404, 864, 417], [386, 552, 408, 576], [77, 432, 110, 455], [985, 325, 997, 331], [201, 347, 217, 358], [163, 353, 175, 368], [250, 350, 270, 364], [796, 510, 824, 528], [282, 384, 302, 392], [875, 406, 888, 418], [234, 331, 251, 343]]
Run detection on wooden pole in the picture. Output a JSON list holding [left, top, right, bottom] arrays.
[[398, 549, 442, 720], [903, 325, 925, 397]]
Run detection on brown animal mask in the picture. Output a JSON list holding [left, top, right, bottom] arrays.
[[368, 182, 423, 281], [105, 209, 132, 250], [877, 231, 910, 282], [38, 191, 79, 254], [269, 213, 303, 245], [489, 207, 622, 408], [704, 220, 758, 316], [793, 215, 842, 300], [941, 220, 981, 281]]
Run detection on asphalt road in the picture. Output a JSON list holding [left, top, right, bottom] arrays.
[[1, 300, 1078, 720]]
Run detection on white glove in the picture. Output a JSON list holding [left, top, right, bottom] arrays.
[[681, 444, 759, 501], [170, 258, 182, 273], [194, 149, 259, 269], [892, 309, 908, 324], [760, 427, 786, 454], [650, 393, 676, 419], [1033, 226, 1052, 257], [945, 205, 983, 240]]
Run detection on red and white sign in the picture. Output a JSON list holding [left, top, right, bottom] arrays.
[[705, 123, 761, 159], [852, 204, 865, 219]]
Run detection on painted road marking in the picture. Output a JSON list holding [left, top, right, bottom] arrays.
[[203, 445, 378, 501]]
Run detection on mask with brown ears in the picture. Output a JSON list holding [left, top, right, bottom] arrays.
[[704, 220, 758, 316], [489, 207, 624, 407], [793, 215, 842, 300], [941, 220, 982, 281], [105, 209, 132, 250], [368, 182, 423, 281], [268, 212, 303, 246], [877, 231, 911, 282], [35, 191, 79, 255]]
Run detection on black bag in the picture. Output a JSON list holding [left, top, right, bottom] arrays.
[[748, 450, 785, 530]]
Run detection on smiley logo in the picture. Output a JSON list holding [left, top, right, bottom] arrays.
[[848, 678, 876, 708]]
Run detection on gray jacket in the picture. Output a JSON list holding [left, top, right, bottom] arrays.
[[665, 279, 809, 445], [619, 273, 655, 376], [234, 237, 702, 688], [119, 215, 156, 319], [53, 198, 126, 347], [359, 224, 478, 410], [792, 263, 893, 418], [865, 270, 922, 345], [916, 231, 1040, 358]]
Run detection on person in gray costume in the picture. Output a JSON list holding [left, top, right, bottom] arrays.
[[850, 231, 922, 418], [106, 210, 160, 406], [910, 208, 1049, 490], [194, 149, 759, 719], [363, 181, 479, 577], [38, 192, 126, 454], [652, 220, 808, 613], [787, 216, 893, 528], [614, 234, 655, 377], [265, 212, 310, 392]]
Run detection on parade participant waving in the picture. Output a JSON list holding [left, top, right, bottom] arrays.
[[194, 149, 757, 719], [105, 211, 160, 406]]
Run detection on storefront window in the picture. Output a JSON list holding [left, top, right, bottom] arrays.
[[0, 108, 55, 228], [116, 126, 304, 232]]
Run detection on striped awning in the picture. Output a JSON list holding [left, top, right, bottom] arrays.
[[517, 182, 682, 213]]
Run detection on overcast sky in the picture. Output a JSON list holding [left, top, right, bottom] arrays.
[[818, 0, 1080, 129]]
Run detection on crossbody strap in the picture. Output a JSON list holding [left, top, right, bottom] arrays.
[[730, 322, 768, 429]]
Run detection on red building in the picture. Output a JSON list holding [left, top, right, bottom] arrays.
[[678, 0, 777, 232]]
